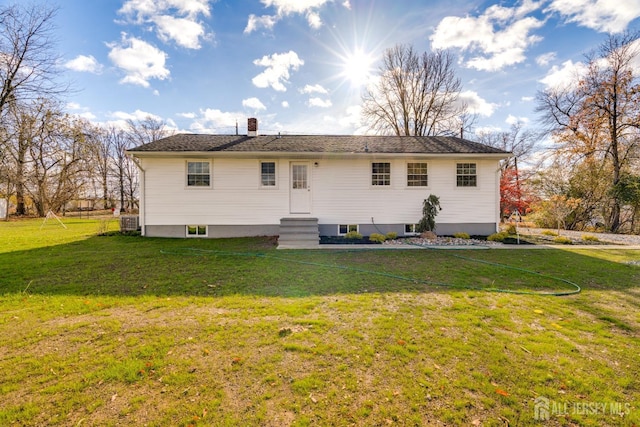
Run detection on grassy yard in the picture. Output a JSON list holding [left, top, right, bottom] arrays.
[[0, 218, 639, 426]]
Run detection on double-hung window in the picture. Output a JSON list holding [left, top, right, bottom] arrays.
[[456, 163, 477, 187], [372, 162, 391, 186], [187, 161, 211, 187], [260, 161, 276, 187], [407, 162, 428, 187]]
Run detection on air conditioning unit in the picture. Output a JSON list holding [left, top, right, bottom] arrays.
[[120, 215, 139, 232]]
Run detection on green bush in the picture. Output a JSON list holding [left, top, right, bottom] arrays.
[[541, 230, 558, 236], [453, 232, 470, 239], [504, 224, 517, 235], [487, 232, 508, 242], [385, 232, 398, 240], [553, 236, 572, 244], [345, 231, 363, 240], [582, 234, 600, 242], [369, 233, 386, 243]]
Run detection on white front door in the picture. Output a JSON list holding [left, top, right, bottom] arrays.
[[290, 162, 311, 214]]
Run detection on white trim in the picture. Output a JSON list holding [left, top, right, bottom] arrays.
[[455, 162, 478, 189], [405, 161, 429, 189], [185, 159, 213, 189], [371, 161, 391, 187], [186, 225, 208, 237], [338, 224, 359, 235], [259, 160, 278, 189]]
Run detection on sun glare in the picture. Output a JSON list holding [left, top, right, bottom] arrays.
[[342, 49, 376, 86]]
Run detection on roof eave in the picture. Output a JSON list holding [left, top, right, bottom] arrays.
[[127, 150, 512, 159]]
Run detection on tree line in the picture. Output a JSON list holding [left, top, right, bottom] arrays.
[[0, 4, 170, 218]]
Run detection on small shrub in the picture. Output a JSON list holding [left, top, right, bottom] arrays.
[[487, 232, 508, 242], [553, 236, 572, 244], [582, 234, 600, 242], [369, 233, 386, 243], [385, 232, 398, 240], [345, 231, 363, 240], [504, 224, 517, 235], [541, 230, 558, 236], [453, 232, 470, 239]]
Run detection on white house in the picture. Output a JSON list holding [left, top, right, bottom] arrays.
[[128, 119, 510, 246]]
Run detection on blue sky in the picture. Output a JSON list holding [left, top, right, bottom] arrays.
[[49, 0, 640, 136]]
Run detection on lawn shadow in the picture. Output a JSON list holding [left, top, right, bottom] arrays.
[[1, 234, 639, 299]]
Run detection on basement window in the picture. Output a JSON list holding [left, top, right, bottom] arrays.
[[186, 225, 207, 237], [405, 224, 419, 235], [339, 224, 358, 235]]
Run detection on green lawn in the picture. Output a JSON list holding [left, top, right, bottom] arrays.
[[0, 218, 639, 426]]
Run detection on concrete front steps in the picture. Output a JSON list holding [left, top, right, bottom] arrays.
[[277, 217, 319, 249]]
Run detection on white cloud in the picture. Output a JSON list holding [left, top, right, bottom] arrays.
[[119, 0, 211, 19], [110, 109, 163, 122], [521, 96, 534, 102], [189, 108, 245, 133], [536, 52, 557, 66], [244, 0, 332, 33], [458, 90, 496, 117], [300, 84, 328, 94], [177, 112, 196, 119], [306, 11, 322, 29], [539, 59, 588, 89], [252, 51, 304, 91], [342, 1, 351, 10], [281, 101, 290, 108], [506, 114, 530, 125], [242, 97, 267, 110], [308, 97, 332, 108], [78, 111, 98, 121], [65, 55, 103, 74], [66, 102, 97, 121], [546, 0, 640, 33], [107, 33, 169, 87], [244, 14, 277, 33], [430, 1, 544, 71], [118, 0, 212, 49], [153, 15, 206, 49]]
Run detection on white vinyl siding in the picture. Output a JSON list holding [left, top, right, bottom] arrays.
[[139, 157, 500, 228]]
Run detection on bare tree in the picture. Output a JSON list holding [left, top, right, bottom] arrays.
[[362, 44, 466, 136], [126, 116, 172, 147], [476, 121, 541, 171], [0, 3, 63, 117], [536, 32, 640, 232]]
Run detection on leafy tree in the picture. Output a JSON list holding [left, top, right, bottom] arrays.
[[362, 44, 467, 136], [500, 167, 534, 217], [536, 32, 640, 232]]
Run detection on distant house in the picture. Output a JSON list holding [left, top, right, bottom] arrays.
[[128, 118, 510, 247]]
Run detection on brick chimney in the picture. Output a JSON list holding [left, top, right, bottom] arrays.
[[248, 118, 258, 137]]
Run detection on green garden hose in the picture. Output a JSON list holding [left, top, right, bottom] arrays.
[[160, 246, 581, 296]]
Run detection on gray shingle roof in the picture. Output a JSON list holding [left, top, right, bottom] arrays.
[[128, 134, 510, 155]]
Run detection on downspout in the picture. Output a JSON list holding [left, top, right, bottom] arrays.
[[129, 155, 146, 236]]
